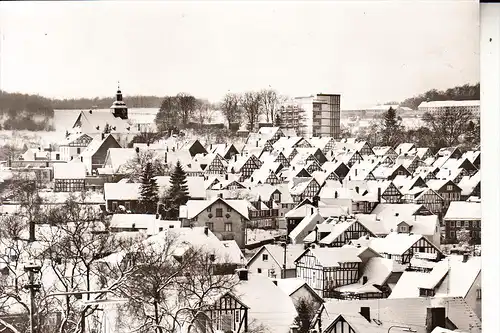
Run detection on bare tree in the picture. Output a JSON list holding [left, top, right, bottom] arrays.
[[112, 234, 240, 333], [241, 92, 262, 133], [121, 149, 166, 183], [422, 106, 475, 149], [220, 93, 241, 127], [260, 89, 282, 124], [38, 192, 139, 333]]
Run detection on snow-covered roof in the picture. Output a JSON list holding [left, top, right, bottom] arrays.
[[389, 255, 481, 299], [288, 212, 324, 244], [53, 161, 87, 179], [104, 183, 141, 200], [182, 198, 251, 220], [249, 244, 305, 270], [233, 273, 298, 333], [154, 176, 206, 199], [418, 100, 480, 108], [300, 247, 363, 267], [364, 232, 432, 256], [444, 201, 481, 220], [320, 297, 481, 333], [335, 257, 402, 294]]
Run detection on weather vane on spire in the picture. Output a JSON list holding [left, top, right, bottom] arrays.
[[118, 81, 120, 90]]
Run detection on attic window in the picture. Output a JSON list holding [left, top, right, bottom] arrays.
[[419, 288, 435, 297], [262, 254, 269, 261], [446, 185, 453, 191], [399, 226, 407, 233]]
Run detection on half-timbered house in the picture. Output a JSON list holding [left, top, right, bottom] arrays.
[[250, 167, 280, 185], [355, 233, 444, 264], [210, 143, 239, 160], [227, 154, 263, 181], [53, 162, 87, 192], [426, 179, 462, 213], [308, 137, 336, 153], [366, 181, 402, 203], [444, 201, 481, 244], [104, 182, 141, 213], [206, 291, 249, 333], [330, 149, 363, 167], [372, 146, 398, 160], [194, 153, 228, 175], [289, 177, 321, 203], [295, 246, 380, 298], [395, 154, 422, 174], [322, 161, 350, 182], [59, 133, 93, 162], [304, 217, 376, 247]]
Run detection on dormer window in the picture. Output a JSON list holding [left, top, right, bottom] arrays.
[[399, 225, 408, 233]]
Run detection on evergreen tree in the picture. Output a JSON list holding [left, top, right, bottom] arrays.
[[163, 161, 190, 219], [274, 112, 283, 127], [139, 162, 159, 214], [294, 298, 315, 333], [380, 107, 404, 147]]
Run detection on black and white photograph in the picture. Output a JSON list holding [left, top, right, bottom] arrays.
[[0, 1, 491, 333]]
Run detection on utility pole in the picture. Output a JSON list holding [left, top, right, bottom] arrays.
[[24, 264, 41, 333], [281, 235, 288, 279]]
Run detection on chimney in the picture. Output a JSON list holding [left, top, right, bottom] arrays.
[[235, 155, 237, 161], [164, 152, 168, 163], [89, 110, 93, 114], [236, 268, 249, 281], [101, 133, 105, 140], [377, 187, 382, 202], [210, 144, 213, 151], [355, 186, 359, 193], [426, 307, 446, 333], [204, 226, 209, 235], [272, 280, 278, 286], [334, 191, 338, 199], [135, 147, 139, 154], [310, 207, 314, 215], [360, 307, 371, 322], [362, 276, 368, 285], [463, 253, 469, 263], [355, 169, 357, 177]]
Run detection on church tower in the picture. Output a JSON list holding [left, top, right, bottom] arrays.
[[110, 83, 128, 119]]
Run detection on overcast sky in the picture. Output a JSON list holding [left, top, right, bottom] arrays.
[[0, 1, 479, 109]]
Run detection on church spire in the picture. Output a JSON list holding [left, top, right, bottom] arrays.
[[116, 81, 123, 102]]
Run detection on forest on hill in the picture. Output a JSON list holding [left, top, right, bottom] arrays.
[[398, 83, 480, 110]]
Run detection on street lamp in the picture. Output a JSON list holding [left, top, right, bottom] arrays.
[[387, 325, 417, 333]]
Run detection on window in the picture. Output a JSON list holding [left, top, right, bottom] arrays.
[[216, 208, 223, 217], [159, 227, 163, 232], [224, 223, 232, 232], [446, 185, 453, 191], [227, 207, 232, 213], [352, 232, 359, 239], [419, 247, 425, 252], [450, 221, 456, 227], [124, 201, 131, 211], [400, 226, 407, 233], [235, 310, 240, 322], [111, 202, 118, 211], [77, 148, 81, 154], [207, 222, 214, 231], [464, 221, 469, 227], [450, 231, 456, 238], [207, 207, 212, 213], [262, 254, 269, 261], [257, 268, 262, 273], [419, 288, 435, 297]]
